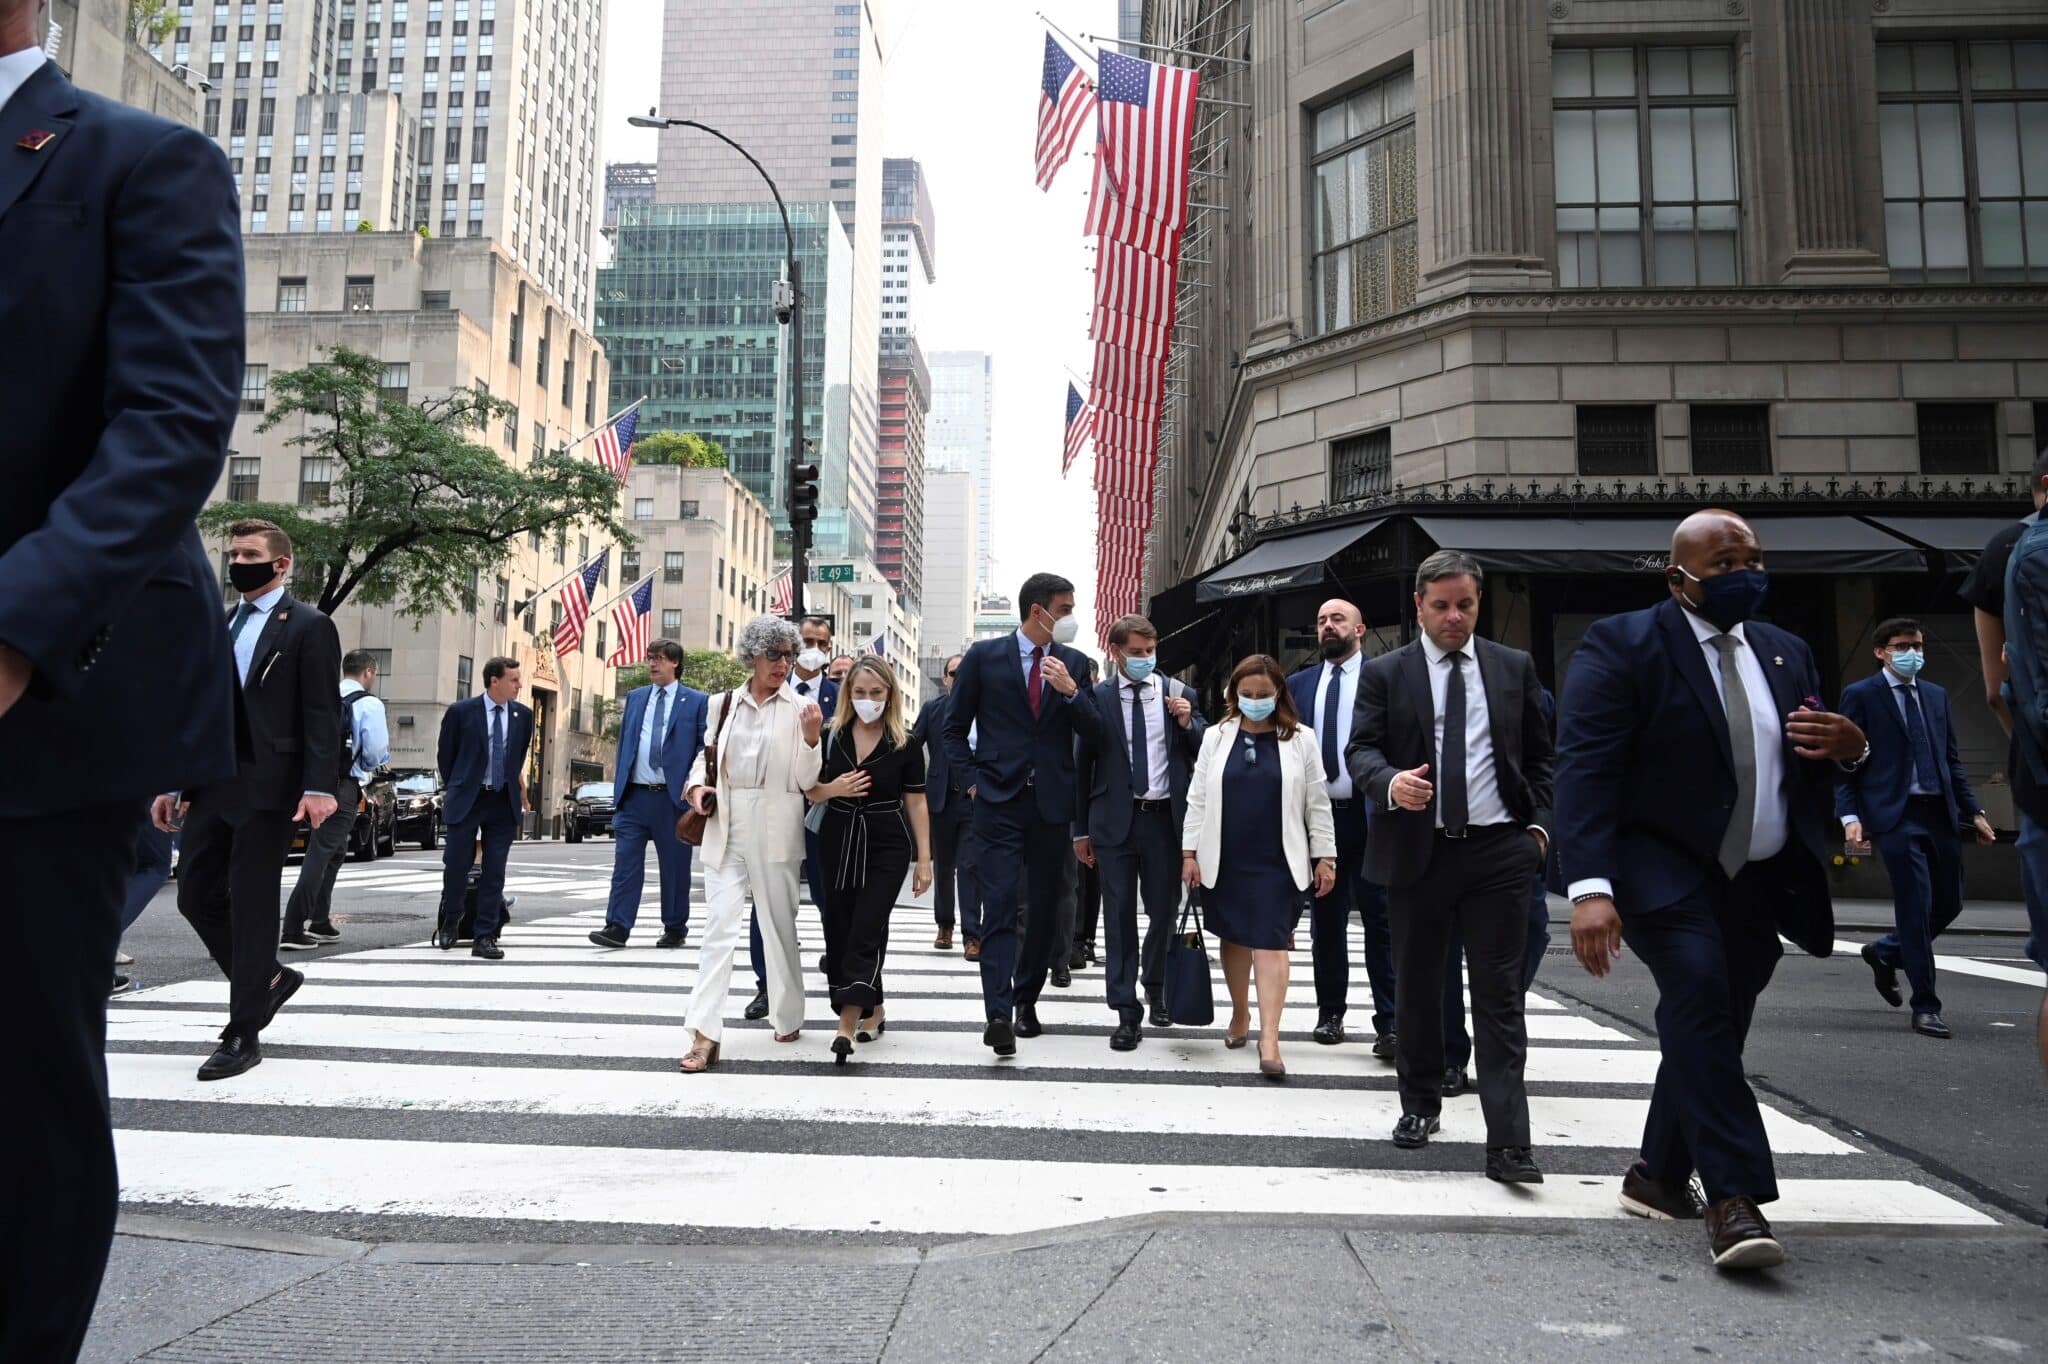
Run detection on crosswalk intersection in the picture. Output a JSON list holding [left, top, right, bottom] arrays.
[[106, 857, 2000, 1239]]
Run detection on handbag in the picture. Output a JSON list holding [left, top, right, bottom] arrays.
[[675, 689, 737, 847], [1163, 888, 1216, 1027]]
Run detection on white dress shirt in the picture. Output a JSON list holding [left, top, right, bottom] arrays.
[[1119, 675, 1170, 800], [1312, 652, 1361, 799], [228, 585, 287, 686], [0, 47, 47, 117], [1013, 628, 1077, 703], [1408, 635, 1511, 830], [631, 681, 680, 786], [791, 672, 826, 702], [721, 684, 791, 790]]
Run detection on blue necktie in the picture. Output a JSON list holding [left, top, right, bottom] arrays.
[[489, 705, 506, 788], [1901, 685, 1938, 791], [648, 688, 669, 780], [1320, 664, 1343, 783]]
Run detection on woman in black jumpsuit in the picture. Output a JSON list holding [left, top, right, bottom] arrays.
[[807, 657, 933, 1063]]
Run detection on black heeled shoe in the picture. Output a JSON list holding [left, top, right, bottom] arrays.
[[831, 1035, 854, 1066], [856, 1013, 886, 1043]]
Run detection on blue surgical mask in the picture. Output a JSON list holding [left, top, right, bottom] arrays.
[[1676, 567, 1769, 632], [1889, 649, 1925, 679], [1237, 696, 1276, 722], [1122, 656, 1156, 682]]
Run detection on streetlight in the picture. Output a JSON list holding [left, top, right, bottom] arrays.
[[628, 110, 813, 613]]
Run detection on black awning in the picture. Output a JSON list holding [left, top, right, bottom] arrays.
[[1195, 518, 1388, 602], [1411, 514, 1928, 576], [1860, 514, 2026, 574]]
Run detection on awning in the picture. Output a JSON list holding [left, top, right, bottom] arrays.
[[1195, 518, 1388, 602], [1860, 514, 2024, 574], [1411, 514, 1928, 576]]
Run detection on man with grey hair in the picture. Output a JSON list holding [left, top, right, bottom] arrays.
[[1348, 549, 1554, 1185]]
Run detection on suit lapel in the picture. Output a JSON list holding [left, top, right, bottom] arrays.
[[1104, 677, 1129, 770], [244, 596, 294, 688], [1657, 599, 1735, 774], [1474, 639, 1513, 763], [0, 65, 77, 227], [1400, 643, 1433, 747]]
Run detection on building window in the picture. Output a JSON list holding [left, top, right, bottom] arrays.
[[421, 289, 451, 309], [1689, 404, 1772, 476], [493, 575, 508, 624], [549, 600, 562, 637], [593, 620, 606, 660], [661, 608, 681, 636], [554, 529, 567, 565], [508, 307, 522, 363], [570, 686, 583, 732], [298, 455, 335, 505], [1310, 69, 1417, 333], [664, 551, 686, 582], [1553, 46, 1740, 287], [680, 499, 700, 519], [1879, 40, 2048, 283], [621, 549, 641, 580], [1576, 405, 1657, 477], [1329, 429, 1392, 503], [275, 278, 308, 312], [240, 364, 269, 412], [463, 569, 480, 615], [378, 362, 410, 405], [344, 275, 375, 311], [633, 497, 654, 520], [227, 456, 261, 501], [1916, 402, 1998, 475], [456, 655, 473, 698]]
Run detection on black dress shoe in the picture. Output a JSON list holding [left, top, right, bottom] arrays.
[[471, 935, 504, 960], [197, 1031, 261, 1081], [655, 929, 687, 950], [1147, 996, 1172, 1029], [984, 1018, 1017, 1057], [1486, 1146, 1544, 1184], [743, 988, 771, 1021], [262, 967, 304, 1029], [588, 923, 629, 948], [1068, 946, 1089, 971], [1371, 1030, 1398, 1061], [1050, 964, 1072, 989], [1392, 1113, 1440, 1149], [1312, 1017, 1345, 1046], [1619, 1161, 1706, 1220], [1861, 942, 1903, 1008], [1013, 1005, 1044, 1038], [1706, 1196, 1786, 1270], [1110, 1020, 1141, 1051], [433, 917, 459, 951], [1912, 1010, 1952, 1039], [1442, 1066, 1470, 1097]]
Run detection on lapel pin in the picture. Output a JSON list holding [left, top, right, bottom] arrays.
[[17, 130, 55, 151], [1773, 656, 1783, 666]]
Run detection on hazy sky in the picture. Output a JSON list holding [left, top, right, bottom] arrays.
[[603, 0, 1120, 648]]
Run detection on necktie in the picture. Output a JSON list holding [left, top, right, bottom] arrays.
[[1130, 682, 1151, 798], [1441, 651, 1469, 833], [797, 679, 810, 697], [1901, 684, 1938, 791], [228, 601, 258, 642], [1713, 635, 1757, 878], [649, 688, 669, 780], [1320, 664, 1343, 783], [1028, 645, 1044, 718], [489, 705, 506, 789]]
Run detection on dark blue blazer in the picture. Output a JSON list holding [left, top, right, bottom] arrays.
[[1075, 674, 1206, 845], [1553, 597, 1839, 957], [943, 634, 1101, 822], [611, 683, 709, 809], [0, 63, 242, 817], [912, 691, 957, 814], [1834, 672, 1978, 837], [438, 693, 535, 824]]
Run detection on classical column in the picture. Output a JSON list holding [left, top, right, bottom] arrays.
[[1246, 0, 1296, 352], [1774, 0, 1889, 282], [1420, 0, 1548, 297]]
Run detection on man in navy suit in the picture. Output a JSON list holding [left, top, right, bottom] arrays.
[[944, 573, 1101, 1055], [1287, 598, 1398, 1056], [0, 16, 243, 1354], [1075, 615, 1206, 1049], [434, 656, 534, 959], [1839, 617, 1995, 1038], [590, 639, 707, 949], [1557, 510, 1866, 1271], [913, 653, 973, 949]]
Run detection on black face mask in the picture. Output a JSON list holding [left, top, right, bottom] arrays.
[[229, 559, 282, 593], [1319, 636, 1352, 662]]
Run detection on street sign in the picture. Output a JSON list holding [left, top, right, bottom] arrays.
[[816, 563, 855, 583]]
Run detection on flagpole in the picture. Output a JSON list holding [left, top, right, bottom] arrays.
[[586, 571, 657, 621], [559, 394, 649, 452], [1036, 14, 1097, 74], [516, 547, 609, 618]]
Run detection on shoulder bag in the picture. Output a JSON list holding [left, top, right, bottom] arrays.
[[676, 688, 737, 847]]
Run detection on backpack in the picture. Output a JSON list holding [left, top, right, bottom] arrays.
[[339, 687, 376, 783], [2003, 513, 2048, 787]]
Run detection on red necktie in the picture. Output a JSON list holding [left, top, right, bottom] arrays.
[[1028, 645, 1044, 718]]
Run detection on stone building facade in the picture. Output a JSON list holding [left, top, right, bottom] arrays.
[[618, 463, 777, 661]]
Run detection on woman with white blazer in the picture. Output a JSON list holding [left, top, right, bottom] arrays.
[[678, 615, 825, 1072], [1182, 654, 1338, 1078]]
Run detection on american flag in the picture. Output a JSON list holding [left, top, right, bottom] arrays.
[[1084, 50, 1201, 257], [868, 636, 887, 658], [590, 407, 640, 480], [552, 549, 607, 655], [1062, 383, 1093, 475], [1035, 33, 1093, 190], [606, 575, 654, 667], [1089, 239, 1178, 356], [767, 567, 793, 616]]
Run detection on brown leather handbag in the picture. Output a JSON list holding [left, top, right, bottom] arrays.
[[675, 688, 737, 846]]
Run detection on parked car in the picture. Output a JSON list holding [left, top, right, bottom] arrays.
[[293, 769, 397, 861], [390, 768, 444, 849], [562, 782, 616, 842]]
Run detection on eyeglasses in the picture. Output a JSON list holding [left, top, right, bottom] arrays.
[[1241, 733, 1259, 766], [759, 649, 794, 663]]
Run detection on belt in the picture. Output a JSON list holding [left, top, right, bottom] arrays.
[[633, 783, 666, 793], [1435, 822, 1517, 841], [1329, 797, 1353, 809], [1133, 797, 1171, 812], [481, 784, 502, 793], [826, 798, 906, 890]]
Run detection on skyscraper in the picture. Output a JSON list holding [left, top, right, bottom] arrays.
[[926, 350, 995, 594], [881, 157, 935, 336]]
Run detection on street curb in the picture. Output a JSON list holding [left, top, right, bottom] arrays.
[[114, 1213, 368, 1260]]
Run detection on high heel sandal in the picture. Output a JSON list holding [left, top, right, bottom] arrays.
[[1257, 1042, 1286, 1079], [1223, 1016, 1250, 1049], [856, 1013, 886, 1043], [831, 1035, 854, 1066], [678, 1036, 721, 1073]]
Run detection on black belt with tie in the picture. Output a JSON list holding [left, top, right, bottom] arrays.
[[827, 798, 905, 890]]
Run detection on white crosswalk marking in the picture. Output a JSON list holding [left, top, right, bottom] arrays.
[[107, 862, 1998, 1237]]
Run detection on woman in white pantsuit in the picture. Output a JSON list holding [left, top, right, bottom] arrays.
[[679, 615, 824, 1072]]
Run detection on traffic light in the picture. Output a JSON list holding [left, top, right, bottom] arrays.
[[789, 461, 820, 525]]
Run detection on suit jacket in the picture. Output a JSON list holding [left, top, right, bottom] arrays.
[[912, 691, 957, 815], [1835, 672, 1979, 837], [684, 685, 824, 867], [193, 595, 342, 814], [439, 692, 535, 824], [1553, 597, 1839, 957], [611, 683, 709, 809], [0, 62, 242, 817], [790, 672, 839, 720], [1182, 718, 1337, 890], [1346, 635, 1555, 889], [942, 634, 1101, 822], [1075, 674, 1206, 846]]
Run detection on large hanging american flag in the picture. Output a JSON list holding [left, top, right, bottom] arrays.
[[590, 407, 640, 480], [1062, 382, 1093, 475], [1035, 33, 1093, 190], [767, 567, 793, 616], [1089, 239, 1177, 355], [551, 548, 608, 655], [1083, 49, 1201, 256], [606, 575, 654, 667]]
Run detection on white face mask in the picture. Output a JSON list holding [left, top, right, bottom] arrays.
[[1049, 615, 1080, 646], [852, 697, 886, 723], [796, 647, 829, 673]]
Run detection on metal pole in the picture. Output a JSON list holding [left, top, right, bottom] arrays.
[[787, 253, 808, 616]]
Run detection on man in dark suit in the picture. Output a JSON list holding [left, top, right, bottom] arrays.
[[913, 653, 975, 950], [158, 521, 342, 1083], [434, 656, 534, 959], [0, 25, 243, 1351], [1839, 617, 1995, 1039], [1347, 551, 1553, 1186], [590, 638, 707, 949], [1557, 509, 1867, 1271], [1075, 614, 1206, 1049], [1287, 597, 1398, 1057], [944, 572, 1101, 1055]]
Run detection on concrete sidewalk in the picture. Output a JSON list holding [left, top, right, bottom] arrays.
[[86, 1214, 2048, 1363]]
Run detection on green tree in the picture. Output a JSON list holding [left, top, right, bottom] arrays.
[[597, 651, 748, 741], [201, 347, 629, 619], [632, 430, 728, 468], [130, 0, 178, 45]]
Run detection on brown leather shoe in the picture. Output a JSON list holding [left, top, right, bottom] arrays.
[[1705, 1196, 1785, 1270], [963, 938, 981, 961], [935, 928, 953, 949]]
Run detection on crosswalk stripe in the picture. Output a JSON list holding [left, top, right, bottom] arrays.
[[112, 1130, 1994, 1236], [1829, 938, 2045, 988]]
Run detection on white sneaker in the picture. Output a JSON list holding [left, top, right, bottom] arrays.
[[115, 951, 135, 966]]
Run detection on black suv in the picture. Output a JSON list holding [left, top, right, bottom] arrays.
[[390, 768, 444, 849], [562, 782, 616, 842], [293, 769, 397, 861]]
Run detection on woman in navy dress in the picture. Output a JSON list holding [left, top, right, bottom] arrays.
[[1182, 656, 1338, 1078]]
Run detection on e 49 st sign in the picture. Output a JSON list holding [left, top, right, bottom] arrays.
[[816, 563, 856, 584]]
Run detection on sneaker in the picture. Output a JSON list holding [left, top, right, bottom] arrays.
[[306, 922, 342, 943], [115, 950, 135, 966], [110, 974, 140, 998], [279, 931, 320, 951]]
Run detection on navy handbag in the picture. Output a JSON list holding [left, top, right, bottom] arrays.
[[1164, 889, 1216, 1027]]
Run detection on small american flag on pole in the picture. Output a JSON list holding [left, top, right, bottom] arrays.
[[606, 575, 654, 667], [1062, 382, 1092, 475], [1035, 33, 1093, 190], [552, 549, 607, 655], [1084, 49, 1201, 256], [590, 407, 640, 480], [767, 567, 793, 617]]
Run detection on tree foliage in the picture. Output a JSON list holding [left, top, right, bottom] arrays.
[[200, 347, 629, 620], [632, 430, 728, 468], [131, 0, 178, 45], [597, 652, 750, 741]]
